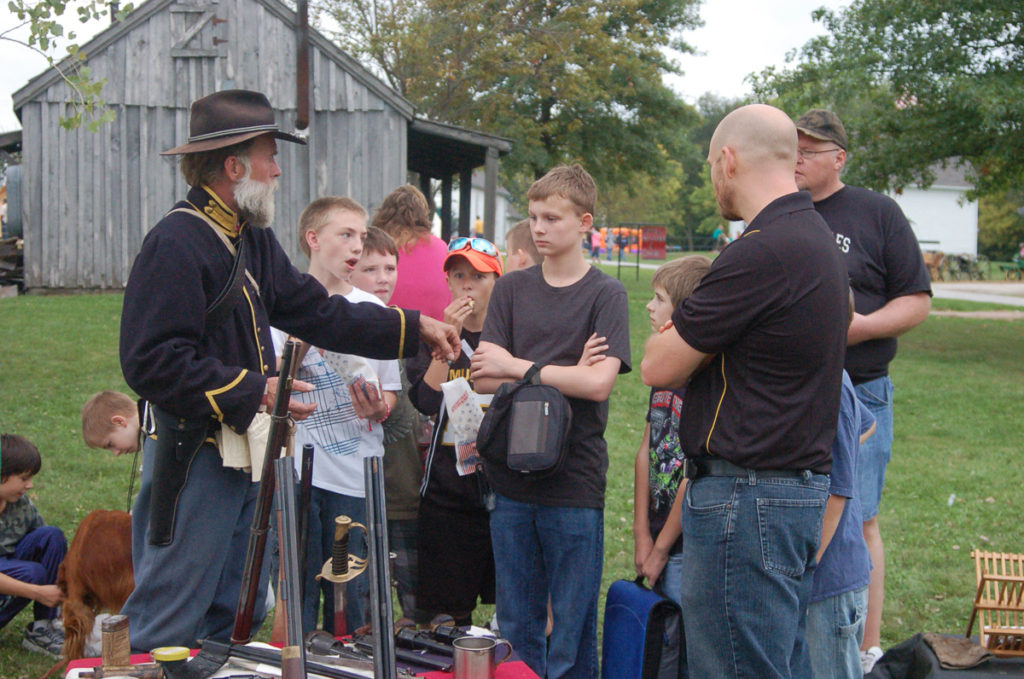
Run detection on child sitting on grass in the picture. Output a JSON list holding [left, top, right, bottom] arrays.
[[632, 255, 710, 605], [0, 434, 67, 658]]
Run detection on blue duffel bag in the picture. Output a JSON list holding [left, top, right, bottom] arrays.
[[601, 576, 684, 679]]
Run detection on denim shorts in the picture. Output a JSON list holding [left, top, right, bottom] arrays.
[[854, 376, 894, 520], [805, 586, 867, 679]]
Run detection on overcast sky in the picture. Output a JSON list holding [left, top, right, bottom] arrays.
[[668, 0, 847, 105], [0, 0, 848, 133]]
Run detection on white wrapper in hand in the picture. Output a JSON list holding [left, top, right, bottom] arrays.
[[322, 350, 384, 457], [441, 377, 485, 476], [322, 350, 377, 385]]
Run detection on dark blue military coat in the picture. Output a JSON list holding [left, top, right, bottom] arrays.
[[120, 186, 418, 435]]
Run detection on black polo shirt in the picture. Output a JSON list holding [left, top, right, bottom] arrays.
[[671, 192, 848, 473]]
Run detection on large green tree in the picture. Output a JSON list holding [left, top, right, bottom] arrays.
[[751, 0, 1023, 198], [978, 190, 1024, 261], [317, 0, 703, 188], [681, 93, 745, 235]]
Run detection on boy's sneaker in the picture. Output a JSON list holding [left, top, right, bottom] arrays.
[[860, 645, 883, 674], [23, 619, 64, 658]]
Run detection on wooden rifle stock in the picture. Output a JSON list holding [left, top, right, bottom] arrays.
[[231, 339, 300, 644]]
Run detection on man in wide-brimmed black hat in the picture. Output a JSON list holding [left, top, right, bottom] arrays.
[[118, 89, 458, 651]]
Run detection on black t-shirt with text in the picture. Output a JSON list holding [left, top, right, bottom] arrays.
[[673, 192, 848, 473], [813, 185, 932, 383], [480, 265, 631, 509]]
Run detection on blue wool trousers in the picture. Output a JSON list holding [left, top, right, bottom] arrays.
[[122, 438, 271, 651]]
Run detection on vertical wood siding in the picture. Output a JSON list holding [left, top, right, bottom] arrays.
[[21, 0, 408, 289]]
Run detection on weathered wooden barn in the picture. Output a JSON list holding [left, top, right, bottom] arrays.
[[11, 0, 511, 290]]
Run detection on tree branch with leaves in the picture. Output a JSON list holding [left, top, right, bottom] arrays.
[[315, 0, 704, 190], [4, 0, 130, 129], [751, 0, 1023, 199]]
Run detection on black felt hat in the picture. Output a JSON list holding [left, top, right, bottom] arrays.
[[162, 89, 307, 155]]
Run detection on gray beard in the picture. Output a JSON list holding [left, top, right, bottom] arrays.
[[233, 174, 277, 228]]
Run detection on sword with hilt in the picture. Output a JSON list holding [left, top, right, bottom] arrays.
[[316, 515, 367, 637]]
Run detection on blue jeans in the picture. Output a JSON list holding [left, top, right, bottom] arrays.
[[806, 586, 867, 679], [655, 551, 685, 608], [0, 526, 67, 628], [680, 471, 829, 679], [123, 439, 271, 651], [302, 487, 368, 636], [388, 518, 427, 624], [490, 494, 603, 679], [854, 377, 893, 520]]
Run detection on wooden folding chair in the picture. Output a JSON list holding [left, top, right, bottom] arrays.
[[966, 550, 1024, 657]]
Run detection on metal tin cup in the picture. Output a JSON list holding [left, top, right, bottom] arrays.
[[452, 636, 513, 679]]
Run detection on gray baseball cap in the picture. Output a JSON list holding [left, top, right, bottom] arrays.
[[795, 109, 848, 150]]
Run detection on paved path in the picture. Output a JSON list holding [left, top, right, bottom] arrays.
[[598, 260, 1024, 308], [930, 282, 1024, 307]]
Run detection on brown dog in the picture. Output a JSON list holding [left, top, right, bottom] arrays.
[[57, 509, 134, 660]]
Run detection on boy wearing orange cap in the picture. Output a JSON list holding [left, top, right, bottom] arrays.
[[405, 237, 502, 626]]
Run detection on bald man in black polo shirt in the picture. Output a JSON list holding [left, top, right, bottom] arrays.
[[642, 104, 849, 679]]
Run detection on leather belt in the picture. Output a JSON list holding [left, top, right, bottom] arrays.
[[682, 457, 814, 480]]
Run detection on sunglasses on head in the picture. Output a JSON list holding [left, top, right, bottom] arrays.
[[448, 237, 499, 258]]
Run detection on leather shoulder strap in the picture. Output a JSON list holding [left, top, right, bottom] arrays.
[[166, 206, 259, 327]]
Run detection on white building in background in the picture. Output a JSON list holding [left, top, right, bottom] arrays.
[[730, 165, 978, 256], [889, 165, 978, 256]]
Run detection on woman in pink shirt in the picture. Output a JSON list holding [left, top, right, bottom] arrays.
[[371, 185, 451, 320]]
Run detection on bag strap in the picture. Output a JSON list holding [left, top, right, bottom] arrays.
[[523, 362, 544, 385], [167, 206, 260, 329], [204, 236, 248, 329]]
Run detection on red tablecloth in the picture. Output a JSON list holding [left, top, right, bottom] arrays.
[[67, 650, 540, 678]]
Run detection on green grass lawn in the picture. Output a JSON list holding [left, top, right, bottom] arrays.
[[0, 279, 1021, 676]]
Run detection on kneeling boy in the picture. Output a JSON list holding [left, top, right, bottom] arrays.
[[0, 434, 67, 658]]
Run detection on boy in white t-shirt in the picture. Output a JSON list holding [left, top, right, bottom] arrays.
[[271, 197, 401, 636]]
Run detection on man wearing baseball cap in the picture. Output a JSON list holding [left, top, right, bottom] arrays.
[[119, 89, 458, 650], [794, 108, 932, 672]]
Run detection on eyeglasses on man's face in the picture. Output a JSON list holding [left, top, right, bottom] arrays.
[[797, 147, 843, 160]]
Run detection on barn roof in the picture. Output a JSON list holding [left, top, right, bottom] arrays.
[[409, 118, 513, 178], [0, 130, 21, 154], [12, 0, 413, 118], [924, 163, 971, 189]]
